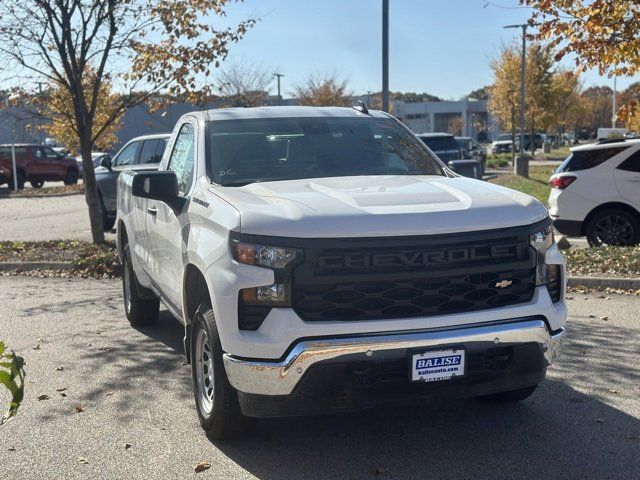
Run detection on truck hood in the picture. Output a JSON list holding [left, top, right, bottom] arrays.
[[210, 175, 548, 238]]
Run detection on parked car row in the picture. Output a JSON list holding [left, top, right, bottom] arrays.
[[416, 133, 485, 179], [0, 144, 79, 189]]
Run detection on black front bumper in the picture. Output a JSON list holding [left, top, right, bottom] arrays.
[[552, 219, 582, 237], [237, 341, 546, 418]]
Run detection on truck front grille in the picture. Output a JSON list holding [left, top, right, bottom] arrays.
[[290, 223, 543, 322]]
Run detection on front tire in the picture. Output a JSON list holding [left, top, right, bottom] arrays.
[[191, 305, 249, 440], [122, 244, 159, 326], [585, 209, 640, 247], [477, 385, 537, 403]]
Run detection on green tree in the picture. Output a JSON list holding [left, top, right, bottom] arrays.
[[0, 1, 255, 243]]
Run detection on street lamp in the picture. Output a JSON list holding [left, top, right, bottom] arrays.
[[382, 0, 389, 112], [273, 73, 284, 106], [504, 23, 532, 177]]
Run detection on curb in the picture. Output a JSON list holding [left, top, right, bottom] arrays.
[[0, 191, 83, 199], [567, 276, 640, 290], [0, 261, 74, 272]]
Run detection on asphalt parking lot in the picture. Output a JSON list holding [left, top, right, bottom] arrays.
[[0, 190, 115, 242], [0, 276, 639, 479]]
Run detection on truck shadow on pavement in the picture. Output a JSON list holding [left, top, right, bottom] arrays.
[[212, 318, 640, 480]]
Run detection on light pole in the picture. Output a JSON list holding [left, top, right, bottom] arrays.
[[381, 0, 389, 112], [273, 73, 284, 106], [504, 23, 530, 177], [612, 76, 617, 128]]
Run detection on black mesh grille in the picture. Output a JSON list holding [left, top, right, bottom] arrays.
[[291, 227, 539, 322], [293, 268, 535, 321]]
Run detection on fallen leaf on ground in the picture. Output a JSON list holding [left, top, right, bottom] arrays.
[[74, 404, 84, 413], [600, 316, 609, 321], [55, 366, 64, 371], [595, 418, 606, 423], [124, 443, 132, 450], [77, 457, 89, 464], [33, 344, 41, 350], [60, 393, 67, 397], [609, 389, 619, 394], [588, 315, 596, 318], [7, 447, 15, 452], [105, 391, 114, 396], [37, 395, 50, 401], [375, 466, 389, 474], [56, 388, 67, 392], [194, 462, 211, 473]]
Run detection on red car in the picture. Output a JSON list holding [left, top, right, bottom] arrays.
[[0, 144, 79, 189]]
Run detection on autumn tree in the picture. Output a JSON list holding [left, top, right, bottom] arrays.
[[488, 44, 522, 164], [548, 70, 583, 140], [40, 71, 122, 153], [217, 62, 273, 108], [524, 0, 640, 122], [579, 86, 614, 135], [294, 76, 352, 107], [0, 1, 255, 243]]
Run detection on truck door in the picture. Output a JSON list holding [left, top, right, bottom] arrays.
[[147, 121, 196, 312]]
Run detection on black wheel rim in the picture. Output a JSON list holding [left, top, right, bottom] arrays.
[[593, 214, 635, 246]]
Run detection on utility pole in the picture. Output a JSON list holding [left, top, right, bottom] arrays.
[[504, 23, 531, 178], [273, 73, 284, 106], [612, 76, 617, 128], [381, 0, 389, 113], [35, 81, 45, 144]]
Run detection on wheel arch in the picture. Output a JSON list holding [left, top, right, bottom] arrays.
[[582, 202, 640, 235], [183, 264, 213, 363]]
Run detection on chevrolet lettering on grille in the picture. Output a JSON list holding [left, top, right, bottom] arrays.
[[317, 244, 522, 271]]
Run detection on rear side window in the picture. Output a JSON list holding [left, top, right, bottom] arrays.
[[556, 146, 629, 173], [617, 150, 640, 172], [138, 140, 161, 164]]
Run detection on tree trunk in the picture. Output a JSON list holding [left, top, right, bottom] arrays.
[[79, 130, 105, 244]]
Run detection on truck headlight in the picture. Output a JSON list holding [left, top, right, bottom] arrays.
[[232, 241, 301, 270], [232, 239, 301, 316], [530, 224, 562, 301]]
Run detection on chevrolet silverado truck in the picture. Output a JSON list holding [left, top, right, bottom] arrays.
[[116, 106, 566, 439]]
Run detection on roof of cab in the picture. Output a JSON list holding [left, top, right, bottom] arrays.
[[202, 106, 390, 122]]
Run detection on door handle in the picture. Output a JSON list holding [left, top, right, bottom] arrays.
[[147, 206, 158, 215]]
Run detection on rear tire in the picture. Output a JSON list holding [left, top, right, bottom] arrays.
[[477, 385, 537, 403], [64, 170, 78, 185], [585, 209, 640, 247], [122, 244, 159, 326], [31, 180, 44, 189], [191, 305, 249, 440]]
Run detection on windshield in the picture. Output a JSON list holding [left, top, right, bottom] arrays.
[[207, 116, 445, 186]]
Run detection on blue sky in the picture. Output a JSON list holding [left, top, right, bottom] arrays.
[[218, 0, 634, 99]]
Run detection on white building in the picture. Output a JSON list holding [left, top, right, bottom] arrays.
[[391, 97, 495, 141]]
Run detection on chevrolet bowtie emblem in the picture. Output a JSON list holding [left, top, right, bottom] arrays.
[[495, 279, 513, 289]]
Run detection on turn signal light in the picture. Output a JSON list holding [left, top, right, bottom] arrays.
[[549, 176, 576, 189]]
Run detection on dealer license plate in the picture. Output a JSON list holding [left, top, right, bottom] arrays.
[[410, 348, 465, 382]]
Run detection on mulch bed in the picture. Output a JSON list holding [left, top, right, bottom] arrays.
[[0, 240, 120, 278], [0, 184, 84, 197]]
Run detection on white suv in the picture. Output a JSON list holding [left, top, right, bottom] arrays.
[[549, 139, 640, 246]]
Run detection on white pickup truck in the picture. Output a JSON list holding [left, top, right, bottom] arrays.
[[117, 106, 566, 439]]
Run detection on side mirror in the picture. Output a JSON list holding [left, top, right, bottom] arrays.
[[100, 155, 112, 170], [131, 171, 186, 212]]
